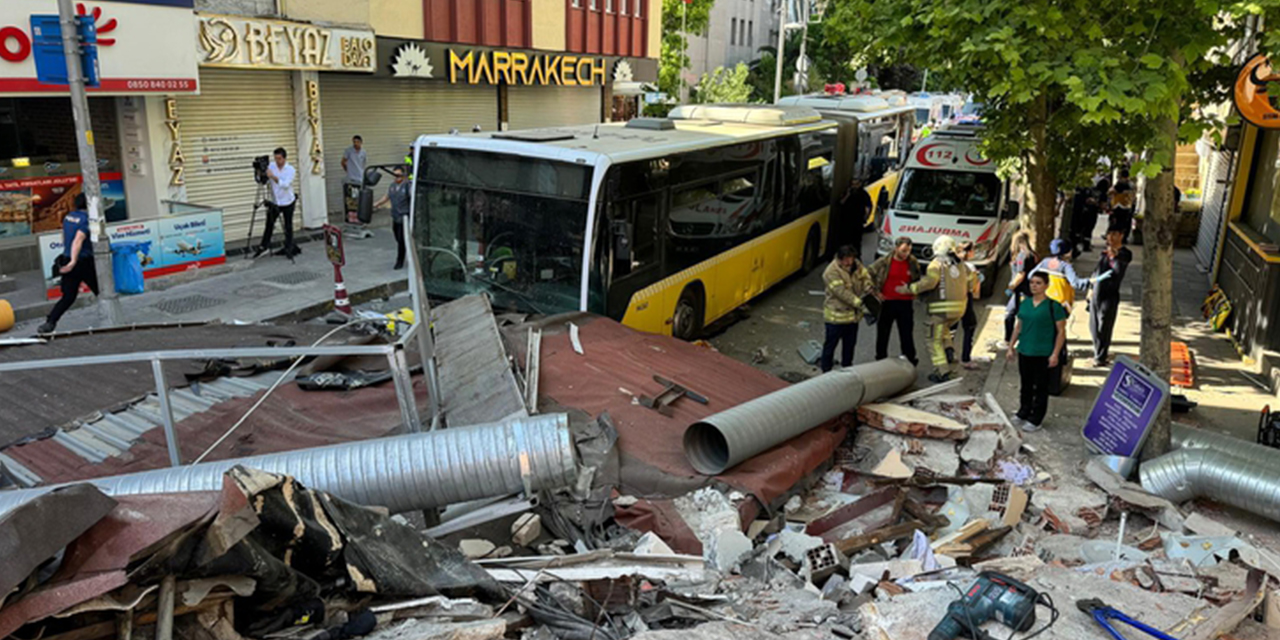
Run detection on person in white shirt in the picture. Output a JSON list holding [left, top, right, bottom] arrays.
[[256, 147, 298, 258]]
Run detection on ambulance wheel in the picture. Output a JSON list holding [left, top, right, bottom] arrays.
[[673, 285, 705, 341]]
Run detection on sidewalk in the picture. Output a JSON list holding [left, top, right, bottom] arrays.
[[5, 221, 409, 335], [978, 229, 1275, 479]]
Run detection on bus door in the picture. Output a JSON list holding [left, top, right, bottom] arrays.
[[604, 164, 667, 329]]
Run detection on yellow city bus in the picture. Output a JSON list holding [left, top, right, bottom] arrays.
[[411, 104, 838, 339], [776, 94, 916, 229]]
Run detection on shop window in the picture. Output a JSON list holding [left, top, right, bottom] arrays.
[[1243, 129, 1280, 244]]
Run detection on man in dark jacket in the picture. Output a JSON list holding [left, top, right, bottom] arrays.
[[1089, 221, 1132, 366], [831, 178, 872, 254], [867, 236, 921, 365]]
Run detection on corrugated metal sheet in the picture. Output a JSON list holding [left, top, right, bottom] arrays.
[[433, 295, 528, 426], [319, 75, 499, 211], [53, 493, 220, 577], [178, 69, 299, 246], [503, 314, 844, 505], [0, 324, 337, 449], [508, 86, 602, 130]]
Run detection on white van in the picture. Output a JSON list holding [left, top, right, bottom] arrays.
[[876, 128, 1019, 296]]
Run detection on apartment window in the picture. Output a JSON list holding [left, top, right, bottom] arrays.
[[635, 0, 642, 17], [730, 18, 737, 45], [590, 0, 597, 10], [621, 0, 628, 15], [607, 0, 614, 13], [572, 0, 582, 7], [740, 21, 746, 46], [748, 21, 753, 47]]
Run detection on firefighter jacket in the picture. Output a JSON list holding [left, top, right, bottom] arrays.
[[823, 259, 873, 324], [909, 254, 971, 321]]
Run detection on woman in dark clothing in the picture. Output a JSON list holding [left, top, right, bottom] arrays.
[[1089, 221, 1133, 366], [958, 241, 981, 369]]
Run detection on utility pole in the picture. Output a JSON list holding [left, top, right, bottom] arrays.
[[921, 68, 929, 93], [57, 0, 121, 326], [772, 0, 786, 102], [795, 0, 808, 92], [681, 0, 688, 102]]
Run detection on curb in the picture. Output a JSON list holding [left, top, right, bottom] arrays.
[[265, 277, 410, 324]]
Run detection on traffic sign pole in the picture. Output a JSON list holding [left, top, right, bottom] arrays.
[[57, 0, 121, 327]]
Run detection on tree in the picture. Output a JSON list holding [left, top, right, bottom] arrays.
[[659, 0, 716, 98], [694, 63, 755, 103], [822, 0, 1280, 456]]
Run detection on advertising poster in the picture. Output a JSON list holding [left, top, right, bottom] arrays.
[[155, 211, 225, 272], [38, 209, 225, 299], [1081, 355, 1170, 458], [0, 172, 127, 239]]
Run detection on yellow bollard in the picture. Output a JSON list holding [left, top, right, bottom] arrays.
[[0, 299, 13, 333]]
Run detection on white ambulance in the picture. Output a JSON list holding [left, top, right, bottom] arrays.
[[876, 128, 1020, 297]]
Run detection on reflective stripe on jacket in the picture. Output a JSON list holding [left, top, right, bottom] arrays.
[[823, 259, 872, 324]]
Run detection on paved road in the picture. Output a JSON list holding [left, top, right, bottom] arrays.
[[707, 233, 1011, 390]]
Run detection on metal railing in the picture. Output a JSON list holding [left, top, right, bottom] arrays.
[[0, 322, 435, 468]]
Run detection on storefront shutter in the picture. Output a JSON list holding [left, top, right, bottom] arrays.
[[177, 69, 298, 248], [318, 76, 499, 213], [1194, 150, 1235, 281], [507, 86, 602, 130]]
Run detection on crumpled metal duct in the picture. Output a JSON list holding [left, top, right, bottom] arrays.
[[0, 413, 577, 518], [683, 358, 916, 475], [1140, 425, 1280, 522]]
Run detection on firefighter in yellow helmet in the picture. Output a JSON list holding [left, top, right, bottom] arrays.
[[896, 235, 972, 383]]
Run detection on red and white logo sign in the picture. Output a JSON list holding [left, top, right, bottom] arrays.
[[0, 0, 197, 95], [913, 141, 992, 170]]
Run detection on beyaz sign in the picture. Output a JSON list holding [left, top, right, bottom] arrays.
[[0, 1, 198, 95]]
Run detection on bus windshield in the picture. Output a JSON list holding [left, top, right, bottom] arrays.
[[414, 149, 593, 315], [893, 168, 1001, 217]]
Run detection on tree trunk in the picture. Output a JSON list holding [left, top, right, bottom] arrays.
[[1140, 112, 1177, 460], [1025, 93, 1057, 257]]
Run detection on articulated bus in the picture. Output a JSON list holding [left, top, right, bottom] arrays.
[[776, 94, 916, 229], [410, 104, 839, 339]]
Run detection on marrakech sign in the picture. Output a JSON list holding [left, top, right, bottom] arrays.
[[447, 49, 607, 86], [195, 13, 374, 72], [1236, 54, 1280, 129]]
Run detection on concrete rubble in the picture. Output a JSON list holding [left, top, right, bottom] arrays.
[[3, 366, 1279, 640]]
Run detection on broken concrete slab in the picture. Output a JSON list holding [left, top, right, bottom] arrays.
[[857, 404, 968, 440], [459, 539, 497, 559], [1084, 457, 1185, 530], [971, 555, 1045, 582], [511, 513, 541, 547], [778, 529, 826, 564], [362, 618, 507, 640], [848, 559, 923, 583], [859, 566, 1217, 640], [1183, 512, 1238, 538], [631, 621, 784, 640], [1030, 487, 1108, 535], [1034, 534, 1093, 564], [708, 529, 754, 572], [959, 431, 1000, 473], [635, 531, 676, 556], [854, 429, 961, 478]]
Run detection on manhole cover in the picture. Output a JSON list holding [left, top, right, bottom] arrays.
[[152, 294, 225, 315], [235, 283, 286, 298], [265, 270, 322, 286]]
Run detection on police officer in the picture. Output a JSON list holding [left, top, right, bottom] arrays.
[[898, 235, 971, 383]]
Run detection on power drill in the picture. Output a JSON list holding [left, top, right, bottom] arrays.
[[928, 572, 1040, 640]]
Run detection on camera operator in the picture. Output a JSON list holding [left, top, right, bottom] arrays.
[[254, 147, 298, 259]]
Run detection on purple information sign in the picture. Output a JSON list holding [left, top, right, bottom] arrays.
[[1081, 355, 1169, 457]]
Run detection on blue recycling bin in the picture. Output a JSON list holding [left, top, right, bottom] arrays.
[[111, 241, 150, 295]]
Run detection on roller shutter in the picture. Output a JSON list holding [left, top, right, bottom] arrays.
[[319, 76, 499, 212], [507, 86, 602, 130], [177, 70, 298, 247]]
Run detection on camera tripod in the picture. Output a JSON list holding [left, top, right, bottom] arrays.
[[244, 181, 296, 264]]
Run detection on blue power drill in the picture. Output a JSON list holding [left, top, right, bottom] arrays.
[[928, 572, 1042, 640]]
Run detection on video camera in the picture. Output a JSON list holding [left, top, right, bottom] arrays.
[[252, 155, 271, 185]]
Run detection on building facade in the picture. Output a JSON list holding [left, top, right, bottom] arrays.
[[684, 0, 774, 90], [0, 0, 659, 282]]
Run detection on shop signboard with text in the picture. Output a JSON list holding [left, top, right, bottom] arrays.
[[195, 14, 375, 73], [0, 0, 198, 95], [376, 38, 659, 87], [38, 208, 225, 298]]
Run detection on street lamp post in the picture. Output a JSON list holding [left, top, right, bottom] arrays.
[[772, 1, 786, 102]]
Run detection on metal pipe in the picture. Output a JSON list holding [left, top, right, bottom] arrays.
[[0, 414, 578, 518], [1171, 423, 1274, 464], [0, 344, 397, 374], [1140, 447, 1280, 522], [683, 358, 916, 475]]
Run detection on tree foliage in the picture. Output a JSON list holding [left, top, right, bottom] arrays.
[[695, 63, 756, 103], [658, 0, 716, 97]]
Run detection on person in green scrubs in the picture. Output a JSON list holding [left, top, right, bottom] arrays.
[[1005, 271, 1067, 432]]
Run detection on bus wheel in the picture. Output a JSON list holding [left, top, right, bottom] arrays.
[[673, 286, 705, 341], [802, 228, 821, 273]]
